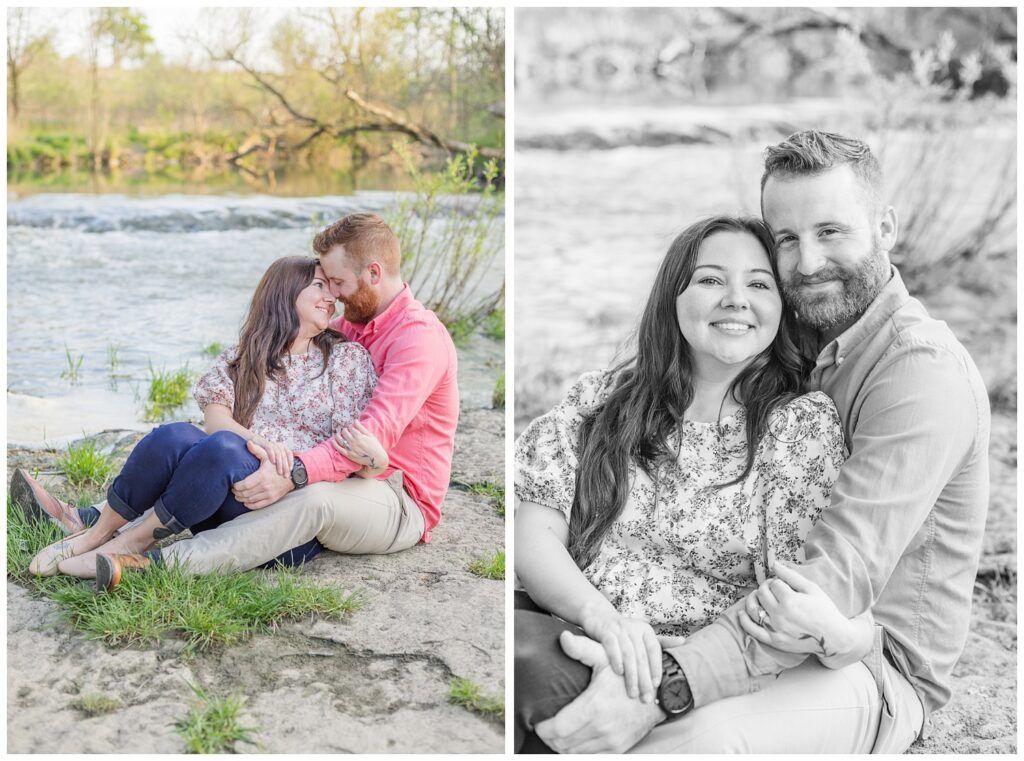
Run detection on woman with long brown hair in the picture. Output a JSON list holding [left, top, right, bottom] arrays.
[[25, 256, 384, 587], [514, 216, 871, 752]]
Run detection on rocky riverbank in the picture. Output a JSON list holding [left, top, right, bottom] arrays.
[[6, 341, 506, 753]]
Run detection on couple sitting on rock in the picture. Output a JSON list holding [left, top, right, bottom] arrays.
[[13, 213, 460, 589]]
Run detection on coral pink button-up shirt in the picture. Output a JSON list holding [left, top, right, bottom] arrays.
[[297, 285, 459, 541]]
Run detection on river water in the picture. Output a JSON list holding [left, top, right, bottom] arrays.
[[7, 190, 504, 446]]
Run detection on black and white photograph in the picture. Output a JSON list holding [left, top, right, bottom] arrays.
[[513, 6, 1015, 754]]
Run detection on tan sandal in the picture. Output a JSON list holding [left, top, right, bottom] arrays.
[[29, 529, 91, 576]]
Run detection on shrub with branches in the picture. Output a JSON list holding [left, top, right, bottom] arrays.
[[388, 144, 505, 331]]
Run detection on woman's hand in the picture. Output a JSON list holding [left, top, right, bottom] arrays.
[[738, 562, 871, 667], [333, 422, 388, 472], [249, 435, 293, 478], [578, 602, 663, 704]]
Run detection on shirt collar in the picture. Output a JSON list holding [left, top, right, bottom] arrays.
[[814, 265, 911, 363]]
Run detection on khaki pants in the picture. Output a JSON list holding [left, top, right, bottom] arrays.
[[629, 656, 924, 754], [161, 476, 425, 573]]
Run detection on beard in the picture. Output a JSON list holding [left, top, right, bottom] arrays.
[[782, 244, 889, 333], [339, 277, 381, 324]]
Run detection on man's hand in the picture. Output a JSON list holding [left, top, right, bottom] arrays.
[[535, 631, 664, 754], [739, 561, 860, 664], [232, 440, 295, 509]]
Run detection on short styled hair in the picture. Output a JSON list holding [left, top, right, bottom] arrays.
[[313, 213, 401, 276], [761, 129, 884, 208]]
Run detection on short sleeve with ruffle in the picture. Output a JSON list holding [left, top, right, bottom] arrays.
[[193, 346, 239, 410], [514, 370, 617, 521]]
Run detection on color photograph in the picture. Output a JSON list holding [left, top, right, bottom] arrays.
[[7, 6, 505, 753], [513, 7, 1015, 754]]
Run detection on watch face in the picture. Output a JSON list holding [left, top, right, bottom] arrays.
[[660, 676, 692, 714]]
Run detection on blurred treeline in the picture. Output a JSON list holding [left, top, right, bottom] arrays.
[[8, 7, 504, 176], [516, 7, 1015, 107]]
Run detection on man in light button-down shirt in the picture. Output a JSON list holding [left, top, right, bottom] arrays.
[[535, 131, 990, 753]]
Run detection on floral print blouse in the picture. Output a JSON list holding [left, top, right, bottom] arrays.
[[515, 370, 847, 637], [193, 342, 377, 451]]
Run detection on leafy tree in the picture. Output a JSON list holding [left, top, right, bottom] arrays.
[[6, 8, 55, 119]]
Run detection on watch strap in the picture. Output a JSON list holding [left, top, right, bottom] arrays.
[[656, 650, 694, 720], [291, 457, 308, 489]]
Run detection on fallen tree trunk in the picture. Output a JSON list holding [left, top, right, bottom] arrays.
[[344, 90, 504, 161]]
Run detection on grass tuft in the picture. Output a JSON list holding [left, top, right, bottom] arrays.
[[145, 365, 194, 422], [107, 344, 121, 374], [465, 481, 505, 517], [445, 315, 476, 347], [201, 342, 224, 358], [468, 549, 505, 580], [61, 345, 84, 383], [448, 677, 504, 720], [57, 441, 116, 489], [72, 693, 123, 716], [492, 373, 505, 409], [176, 681, 260, 753], [7, 495, 65, 580], [7, 499, 363, 650], [483, 308, 505, 341]]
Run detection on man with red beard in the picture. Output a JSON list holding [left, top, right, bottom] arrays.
[[155, 213, 459, 569]]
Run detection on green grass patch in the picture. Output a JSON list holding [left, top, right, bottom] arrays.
[[57, 440, 116, 489], [468, 549, 505, 581], [176, 682, 260, 753], [464, 481, 505, 518], [72, 693, 123, 716], [7, 495, 65, 580], [448, 677, 504, 720], [492, 373, 505, 409], [482, 308, 505, 341], [445, 315, 476, 347], [201, 342, 224, 358], [145, 365, 194, 421], [46, 563, 363, 650], [61, 345, 84, 383], [107, 344, 121, 374], [7, 499, 363, 650]]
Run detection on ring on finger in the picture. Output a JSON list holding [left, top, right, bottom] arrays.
[[757, 608, 768, 627]]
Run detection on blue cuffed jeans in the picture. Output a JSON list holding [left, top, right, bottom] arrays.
[[104, 422, 322, 568]]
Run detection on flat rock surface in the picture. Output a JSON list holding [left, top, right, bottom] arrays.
[[7, 344, 506, 754]]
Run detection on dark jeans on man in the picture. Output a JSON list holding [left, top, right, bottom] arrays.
[[94, 422, 321, 568], [514, 591, 592, 753]]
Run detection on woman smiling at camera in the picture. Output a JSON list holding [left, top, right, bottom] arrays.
[[20, 256, 385, 589], [514, 216, 873, 753]]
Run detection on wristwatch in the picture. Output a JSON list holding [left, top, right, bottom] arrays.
[[290, 457, 309, 490], [656, 650, 694, 719]]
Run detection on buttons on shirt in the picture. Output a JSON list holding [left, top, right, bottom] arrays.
[[836, 356, 845, 365]]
